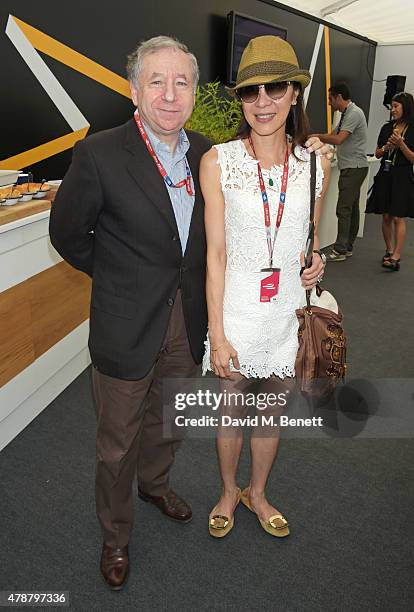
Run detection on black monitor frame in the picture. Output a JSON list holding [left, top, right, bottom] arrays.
[[226, 11, 288, 86]]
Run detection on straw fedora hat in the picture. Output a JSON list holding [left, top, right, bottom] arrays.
[[228, 35, 311, 93]]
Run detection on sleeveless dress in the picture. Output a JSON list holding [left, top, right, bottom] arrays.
[[202, 139, 324, 379], [365, 122, 414, 218]]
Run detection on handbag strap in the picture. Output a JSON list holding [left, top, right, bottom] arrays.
[[305, 152, 317, 309], [309, 151, 316, 225]]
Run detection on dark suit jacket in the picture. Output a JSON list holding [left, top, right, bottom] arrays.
[[49, 119, 212, 379]]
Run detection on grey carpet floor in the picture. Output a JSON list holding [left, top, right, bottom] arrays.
[[0, 215, 413, 612]]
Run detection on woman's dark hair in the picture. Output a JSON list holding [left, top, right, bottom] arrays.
[[329, 82, 350, 100], [234, 83, 310, 159], [392, 91, 414, 124]]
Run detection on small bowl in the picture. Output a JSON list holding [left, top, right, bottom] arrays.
[[33, 189, 50, 199], [20, 193, 33, 202], [4, 195, 22, 206]]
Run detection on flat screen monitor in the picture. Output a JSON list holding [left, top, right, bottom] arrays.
[[227, 11, 288, 86]]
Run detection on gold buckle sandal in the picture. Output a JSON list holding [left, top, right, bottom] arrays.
[[208, 488, 241, 538], [240, 487, 290, 538]]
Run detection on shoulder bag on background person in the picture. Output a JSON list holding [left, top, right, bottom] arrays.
[[295, 153, 347, 403]]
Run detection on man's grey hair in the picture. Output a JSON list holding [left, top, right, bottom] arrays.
[[126, 35, 199, 92]]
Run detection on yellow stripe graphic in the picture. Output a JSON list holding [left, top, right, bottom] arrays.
[[13, 16, 131, 98], [2, 15, 133, 169], [0, 127, 89, 171]]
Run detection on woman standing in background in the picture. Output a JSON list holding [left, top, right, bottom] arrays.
[[366, 92, 414, 271]]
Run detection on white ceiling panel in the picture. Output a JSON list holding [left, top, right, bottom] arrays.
[[275, 0, 414, 44]]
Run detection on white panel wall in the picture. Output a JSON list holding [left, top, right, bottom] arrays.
[[367, 44, 414, 153]]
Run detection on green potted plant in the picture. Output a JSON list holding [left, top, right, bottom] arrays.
[[185, 81, 242, 143]]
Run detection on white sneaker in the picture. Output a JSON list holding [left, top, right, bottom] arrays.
[[326, 249, 346, 262]]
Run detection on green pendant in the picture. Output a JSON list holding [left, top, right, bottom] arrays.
[[269, 178, 274, 187]]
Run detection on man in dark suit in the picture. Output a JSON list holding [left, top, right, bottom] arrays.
[[49, 36, 211, 590]]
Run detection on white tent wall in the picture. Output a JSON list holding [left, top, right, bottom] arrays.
[[278, 1, 414, 46], [368, 44, 414, 153]]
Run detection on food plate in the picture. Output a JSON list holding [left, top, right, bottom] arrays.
[[33, 189, 50, 199], [0, 186, 21, 202], [3, 196, 22, 206]]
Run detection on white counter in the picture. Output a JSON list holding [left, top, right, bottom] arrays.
[[0, 208, 91, 451]]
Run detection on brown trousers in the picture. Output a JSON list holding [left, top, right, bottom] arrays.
[[92, 291, 197, 547]]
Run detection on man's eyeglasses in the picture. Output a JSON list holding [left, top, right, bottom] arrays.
[[236, 81, 291, 104]]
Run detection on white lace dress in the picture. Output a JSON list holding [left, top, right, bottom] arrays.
[[202, 139, 324, 379]]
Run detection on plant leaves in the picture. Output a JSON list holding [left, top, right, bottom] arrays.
[[185, 81, 242, 144]]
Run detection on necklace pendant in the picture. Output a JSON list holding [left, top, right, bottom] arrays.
[[269, 178, 274, 187]]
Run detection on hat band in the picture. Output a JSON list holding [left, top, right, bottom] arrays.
[[236, 61, 308, 86]]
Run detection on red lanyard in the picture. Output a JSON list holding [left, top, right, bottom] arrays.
[[248, 135, 289, 268], [134, 110, 193, 196]]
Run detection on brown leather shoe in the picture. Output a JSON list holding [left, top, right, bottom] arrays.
[[138, 488, 192, 522], [100, 543, 129, 590]]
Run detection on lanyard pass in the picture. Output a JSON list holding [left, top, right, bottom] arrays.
[[134, 110, 193, 196], [260, 270, 280, 302], [248, 135, 290, 268]]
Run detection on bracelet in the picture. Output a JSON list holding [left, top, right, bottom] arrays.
[[211, 341, 226, 352], [313, 249, 326, 265]]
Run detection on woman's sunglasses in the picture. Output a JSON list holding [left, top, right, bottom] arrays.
[[236, 81, 291, 104]]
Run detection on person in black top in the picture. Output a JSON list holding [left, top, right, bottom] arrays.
[[366, 92, 414, 271]]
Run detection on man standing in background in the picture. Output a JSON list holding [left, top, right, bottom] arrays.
[[314, 82, 368, 261]]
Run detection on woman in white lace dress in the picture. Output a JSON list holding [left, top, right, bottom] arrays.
[[201, 36, 330, 537]]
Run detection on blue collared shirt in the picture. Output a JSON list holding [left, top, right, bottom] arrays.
[[144, 121, 195, 254]]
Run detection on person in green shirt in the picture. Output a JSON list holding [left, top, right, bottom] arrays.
[[313, 82, 368, 261]]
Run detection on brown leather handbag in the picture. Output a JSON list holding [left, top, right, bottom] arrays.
[[295, 153, 347, 402]]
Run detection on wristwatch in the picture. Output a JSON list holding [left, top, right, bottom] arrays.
[[313, 249, 327, 265]]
